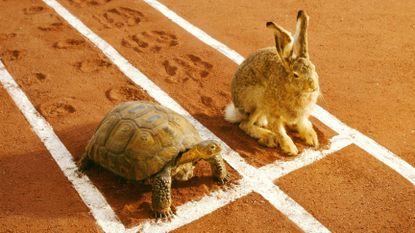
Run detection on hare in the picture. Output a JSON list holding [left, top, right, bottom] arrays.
[[224, 10, 320, 156]]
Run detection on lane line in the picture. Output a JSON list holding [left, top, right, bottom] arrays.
[[312, 106, 415, 185], [143, 0, 245, 65], [260, 135, 352, 180], [131, 180, 252, 233], [0, 61, 126, 233], [144, 0, 415, 186], [46, 1, 333, 232]]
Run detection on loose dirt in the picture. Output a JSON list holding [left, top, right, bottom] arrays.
[[59, 0, 333, 168], [1, 0, 414, 232], [277, 145, 415, 232], [0, 86, 100, 232], [0, 0, 239, 228], [172, 192, 303, 233], [159, 0, 415, 166]]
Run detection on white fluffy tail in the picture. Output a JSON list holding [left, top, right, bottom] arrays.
[[224, 102, 245, 123]]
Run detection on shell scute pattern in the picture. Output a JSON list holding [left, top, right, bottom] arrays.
[[93, 113, 121, 147], [105, 119, 136, 154], [168, 113, 202, 149], [86, 101, 202, 181]]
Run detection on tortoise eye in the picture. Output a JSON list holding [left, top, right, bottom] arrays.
[[209, 145, 216, 150]]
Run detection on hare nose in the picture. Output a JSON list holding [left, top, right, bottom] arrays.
[[308, 78, 317, 91]]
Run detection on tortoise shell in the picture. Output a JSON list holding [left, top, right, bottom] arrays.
[[85, 101, 202, 180]]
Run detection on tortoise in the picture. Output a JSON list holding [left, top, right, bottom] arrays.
[[78, 101, 230, 218]]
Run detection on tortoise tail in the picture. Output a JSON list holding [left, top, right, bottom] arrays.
[[78, 135, 96, 172], [78, 153, 92, 172]]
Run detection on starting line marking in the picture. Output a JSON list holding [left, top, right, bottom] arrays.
[[43, 0, 334, 232], [312, 106, 415, 185], [144, 0, 415, 186], [131, 179, 252, 233], [259, 134, 352, 180], [0, 61, 126, 233]]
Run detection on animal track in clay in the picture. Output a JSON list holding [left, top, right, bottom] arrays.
[[218, 90, 230, 99], [53, 39, 85, 49], [121, 30, 178, 53], [1, 50, 23, 62], [38, 22, 64, 32], [200, 96, 215, 108], [97, 7, 144, 29], [142, 30, 178, 47], [162, 54, 213, 84], [39, 98, 77, 118], [23, 6, 46, 15], [75, 59, 111, 73], [105, 85, 151, 103], [20, 72, 48, 86], [0, 33, 16, 41], [69, 0, 112, 7]]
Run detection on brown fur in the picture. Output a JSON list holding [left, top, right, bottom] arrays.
[[225, 10, 320, 155]]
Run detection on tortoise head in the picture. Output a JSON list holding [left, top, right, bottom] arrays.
[[194, 140, 221, 160], [176, 140, 222, 165]]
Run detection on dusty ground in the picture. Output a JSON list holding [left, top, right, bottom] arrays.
[[0, 0, 414, 232]]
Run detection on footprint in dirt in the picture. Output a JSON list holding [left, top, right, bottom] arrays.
[[75, 59, 111, 73], [69, 0, 111, 7], [0, 33, 16, 41], [105, 85, 151, 103], [53, 39, 86, 49], [35, 13, 64, 32], [96, 7, 145, 29], [121, 30, 178, 53], [38, 22, 64, 32], [39, 98, 77, 118], [200, 95, 215, 108], [1, 50, 23, 62], [161, 54, 213, 84], [20, 72, 48, 86], [23, 6, 46, 15]]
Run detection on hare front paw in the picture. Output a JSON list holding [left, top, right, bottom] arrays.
[[279, 137, 298, 156], [302, 129, 319, 148], [258, 133, 278, 148]]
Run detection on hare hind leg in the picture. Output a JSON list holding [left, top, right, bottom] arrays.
[[239, 109, 278, 148], [269, 119, 298, 156], [296, 118, 319, 147]]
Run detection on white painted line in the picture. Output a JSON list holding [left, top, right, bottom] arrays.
[[311, 106, 351, 135], [143, 0, 245, 65], [312, 106, 415, 185], [0, 61, 126, 233], [260, 135, 352, 180], [354, 131, 415, 185], [44, 1, 332, 232], [144, 0, 415, 186], [258, 182, 329, 233], [224, 150, 331, 233], [129, 180, 252, 233]]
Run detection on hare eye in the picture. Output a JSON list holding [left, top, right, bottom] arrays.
[[293, 72, 300, 78]]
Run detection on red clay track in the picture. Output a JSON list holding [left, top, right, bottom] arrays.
[[0, 0, 414, 232]]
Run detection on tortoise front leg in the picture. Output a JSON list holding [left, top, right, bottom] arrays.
[[208, 155, 230, 184], [151, 166, 173, 218]]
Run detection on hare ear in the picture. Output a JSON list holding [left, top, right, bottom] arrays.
[[293, 10, 309, 58], [266, 21, 293, 61]]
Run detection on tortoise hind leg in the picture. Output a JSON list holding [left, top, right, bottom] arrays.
[[78, 153, 92, 172], [151, 166, 173, 218]]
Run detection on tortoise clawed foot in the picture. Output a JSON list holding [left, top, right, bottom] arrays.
[[215, 173, 231, 185], [154, 208, 174, 219]]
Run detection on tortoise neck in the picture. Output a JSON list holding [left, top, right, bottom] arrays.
[[175, 147, 200, 166]]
